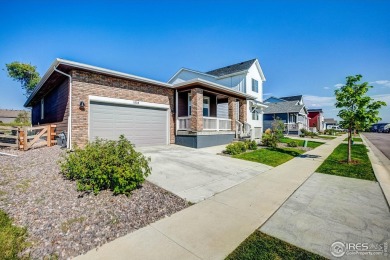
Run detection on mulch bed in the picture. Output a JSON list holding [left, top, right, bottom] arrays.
[[0, 146, 189, 259]]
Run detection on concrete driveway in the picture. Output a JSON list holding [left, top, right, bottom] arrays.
[[138, 145, 272, 203]]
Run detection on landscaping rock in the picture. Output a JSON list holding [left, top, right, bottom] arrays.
[[0, 146, 189, 259]]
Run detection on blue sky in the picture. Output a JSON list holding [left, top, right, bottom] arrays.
[[1, 0, 389, 121]]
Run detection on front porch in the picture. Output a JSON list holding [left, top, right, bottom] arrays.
[[174, 82, 253, 148]]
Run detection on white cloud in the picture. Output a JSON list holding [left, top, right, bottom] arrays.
[[323, 86, 330, 90], [334, 83, 344, 88], [304, 95, 336, 108], [370, 93, 390, 104], [370, 80, 390, 88], [263, 93, 272, 96]]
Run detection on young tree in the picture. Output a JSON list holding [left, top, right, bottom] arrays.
[[5, 62, 41, 97], [14, 111, 30, 125], [335, 75, 386, 163]]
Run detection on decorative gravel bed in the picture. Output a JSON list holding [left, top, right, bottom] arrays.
[[0, 146, 189, 259]]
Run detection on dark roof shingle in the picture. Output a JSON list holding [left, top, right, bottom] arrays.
[[263, 101, 304, 114], [279, 95, 302, 102], [205, 59, 256, 77]]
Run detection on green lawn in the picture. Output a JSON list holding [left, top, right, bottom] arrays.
[[233, 147, 304, 167], [280, 137, 324, 148], [316, 144, 375, 181], [343, 137, 363, 142], [0, 210, 28, 259], [226, 231, 326, 260]]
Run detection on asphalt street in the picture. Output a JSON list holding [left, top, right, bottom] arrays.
[[362, 132, 390, 159]]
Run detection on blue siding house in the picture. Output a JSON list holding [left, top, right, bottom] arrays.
[[263, 95, 309, 134]]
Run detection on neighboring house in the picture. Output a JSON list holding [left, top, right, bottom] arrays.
[[0, 109, 31, 123], [308, 108, 324, 132], [263, 95, 309, 134], [168, 59, 267, 139], [324, 118, 338, 129], [24, 59, 258, 149]]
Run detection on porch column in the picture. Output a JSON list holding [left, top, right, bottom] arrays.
[[228, 97, 236, 131], [239, 99, 247, 123], [191, 88, 203, 131]]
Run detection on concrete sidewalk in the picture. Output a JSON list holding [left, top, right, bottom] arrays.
[[75, 135, 346, 260]]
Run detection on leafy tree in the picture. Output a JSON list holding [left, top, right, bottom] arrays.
[[14, 111, 30, 125], [335, 75, 386, 163], [5, 62, 41, 97]]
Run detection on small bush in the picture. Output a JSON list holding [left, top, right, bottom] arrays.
[[60, 135, 151, 195], [262, 133, 277, 148], [0, 210, 28, 259], [287, 140, 298, 147], [264, 128, 272, 135], [244, 140, 257, 150], [225, 142, 247, 155]]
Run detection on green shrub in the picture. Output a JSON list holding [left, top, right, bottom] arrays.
[[244, 140, 258, 150], [262, 133, 278, 148], [225, 142, 247, 155], [60, 135, 151, 195], [287, 140, 298, 147], [0, 210, 28, 259]]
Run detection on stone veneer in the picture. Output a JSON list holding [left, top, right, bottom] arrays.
[[228, 97, 236, 130], [190, 88, 203, 131], [70, 70, 175, 147], [239, 99, 247, 123]]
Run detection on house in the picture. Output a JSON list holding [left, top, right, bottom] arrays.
[[168, 59, 267, 139], [324, 118, 338, 129], [263, 95, 309, 134], [0, 109, 31, 123], [24, 59, 258, 149], [308, 108, 324, 132]]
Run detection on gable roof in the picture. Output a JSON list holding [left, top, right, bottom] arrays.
[[263, 101, 305, 114], [264, 96, 287, 103], [25, 58, 172, 107], [279, 95, 303, 102], [205, 59, 257, 77]]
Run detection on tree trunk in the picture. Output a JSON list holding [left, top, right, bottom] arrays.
[[347, 128, 352, 163]]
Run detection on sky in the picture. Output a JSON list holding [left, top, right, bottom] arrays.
[[1, 0, 389, 122]]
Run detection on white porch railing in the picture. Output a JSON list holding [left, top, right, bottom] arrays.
[[178, 116, 191, 130], [203, 117, 232, 131], [285, 122, 303, 131], [177, 116, 232, 131]]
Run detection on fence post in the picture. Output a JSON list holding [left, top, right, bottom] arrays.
[[23, 127, 28, 151], [47, 125, 51, 147]]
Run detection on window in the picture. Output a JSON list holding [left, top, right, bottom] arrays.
[[252, 79, 258, 93], [188, 94, 210, 117], [40, 98, 44, 119], [252, 110, 259, 120], [203, 97, 210, 117]]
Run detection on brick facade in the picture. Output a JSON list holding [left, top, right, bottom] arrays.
[[190, 88, 203, 131], [70, 70, 175, 147], [239, 99, 247, 123], [228, 97, 236, 130]]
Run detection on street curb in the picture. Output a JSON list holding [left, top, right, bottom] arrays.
[[361, 134, 390, 211]]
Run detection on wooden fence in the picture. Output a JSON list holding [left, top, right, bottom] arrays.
[[0, 125, 56, 151]]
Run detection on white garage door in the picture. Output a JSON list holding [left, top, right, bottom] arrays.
[[89, 101, 169, 147]]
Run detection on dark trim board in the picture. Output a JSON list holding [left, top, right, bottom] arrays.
[[175, 134, 235, 148]]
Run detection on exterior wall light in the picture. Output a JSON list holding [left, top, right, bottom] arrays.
[[79, 101, 85, 109]]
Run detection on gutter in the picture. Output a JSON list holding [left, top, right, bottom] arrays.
[[53, 67, 72, 149]]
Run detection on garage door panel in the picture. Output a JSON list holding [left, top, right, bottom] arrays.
[[89, 101, 168, 146]]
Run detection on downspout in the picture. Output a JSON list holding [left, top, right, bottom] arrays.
[[53, 67, 72, 149]]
